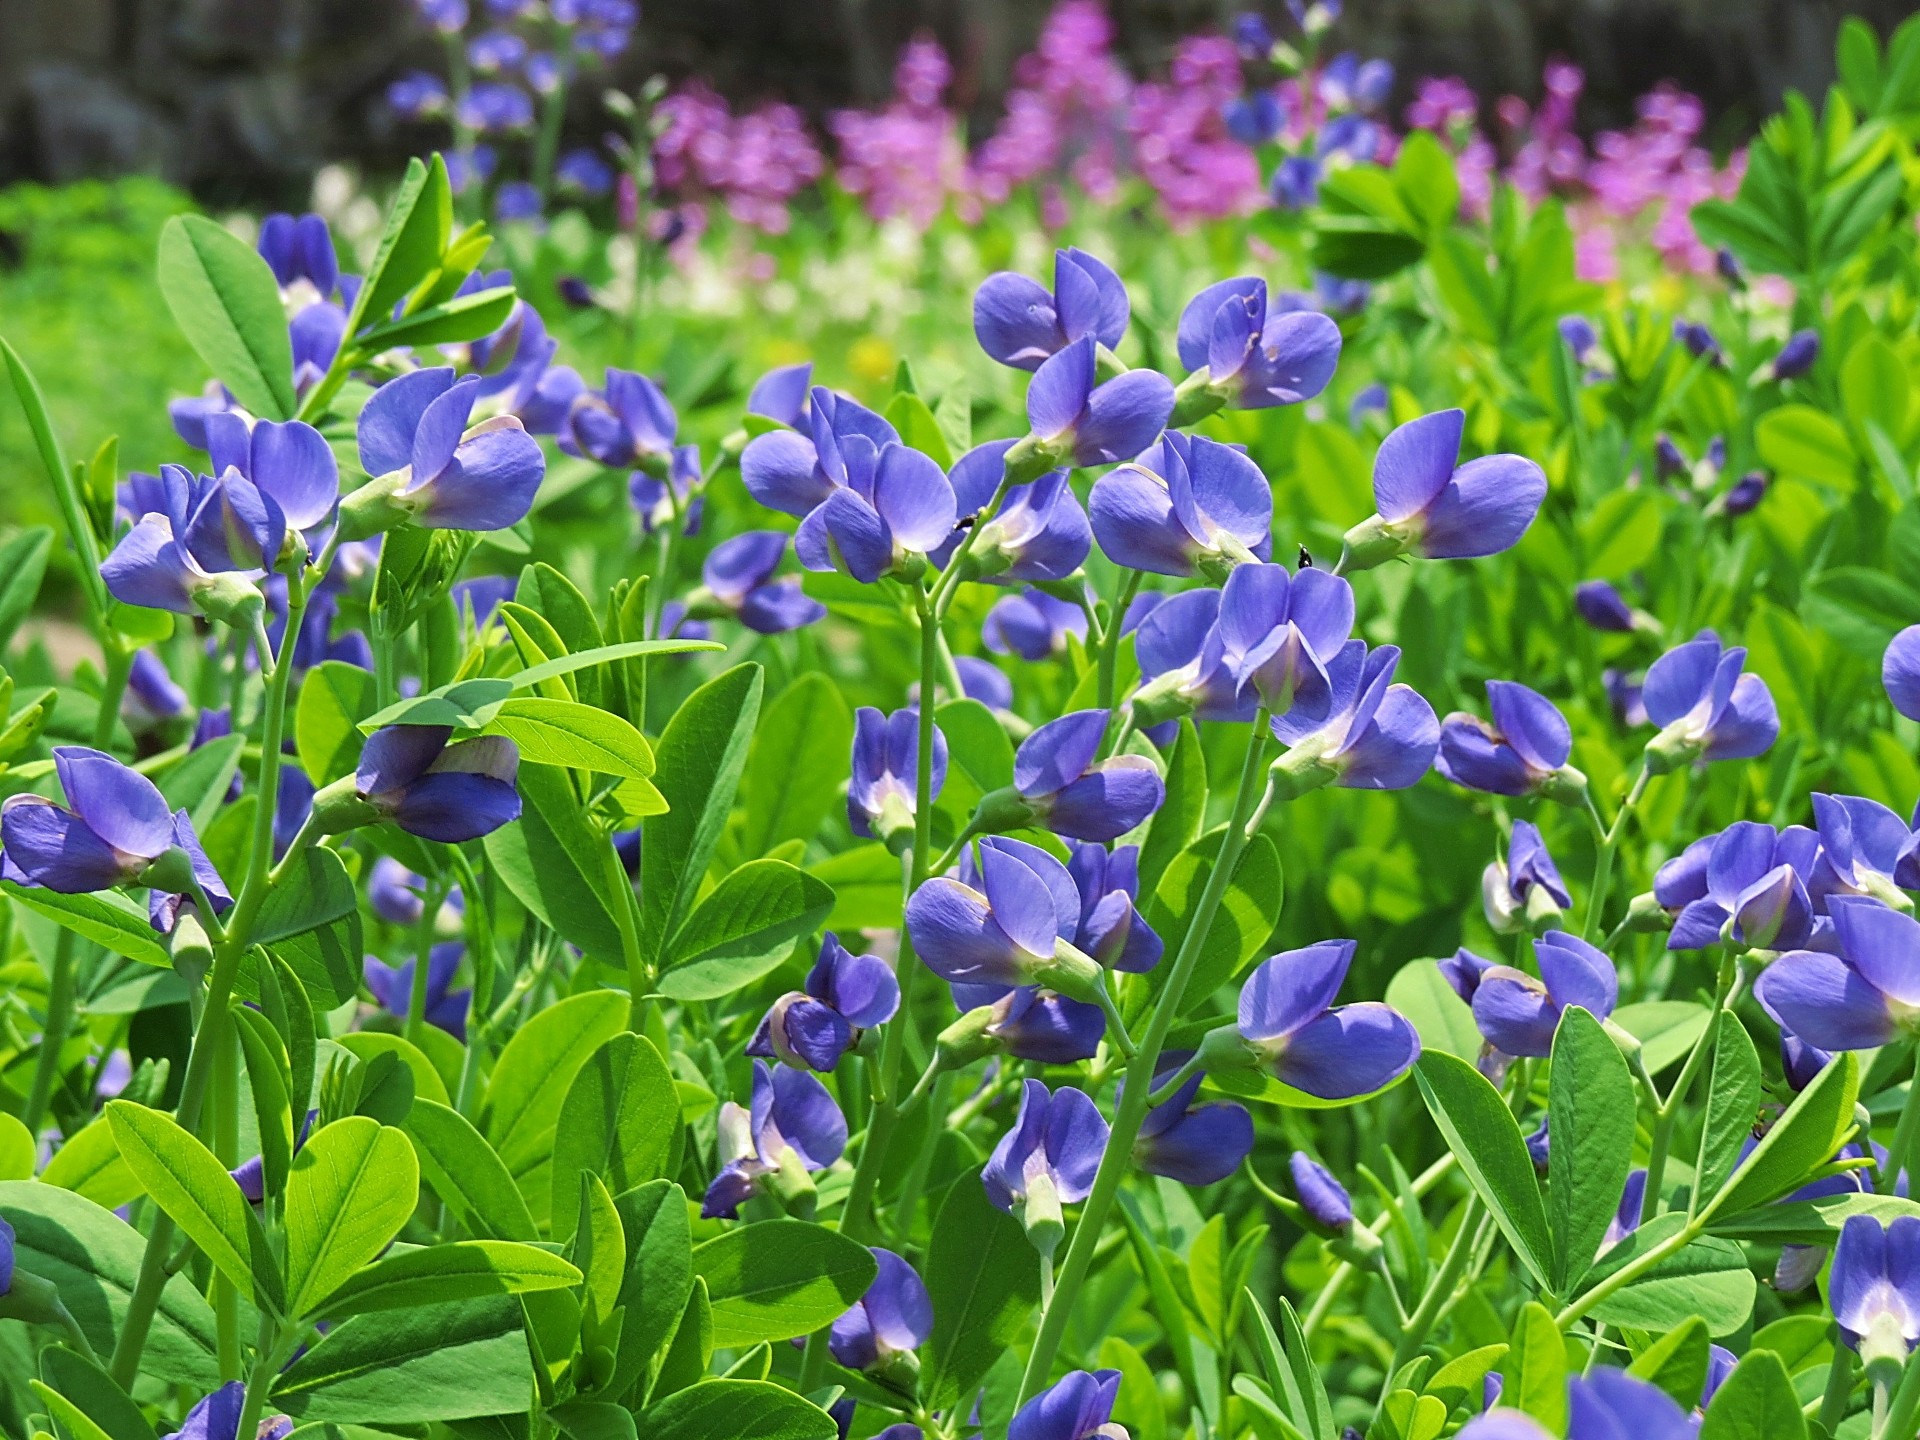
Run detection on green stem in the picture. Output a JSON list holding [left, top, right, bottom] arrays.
[[1303, 1153, 1456, 1339], [531, 73, 571, 204], [1015, 716, 1273, 1406], [1096, 570, 1144, 720], [1875, 1348, 1920, 1440], [1555, 1220, 1698, 1330], [1090, 977, 1135, 1061], [1882, 1045, 1920, 1197], [1582, 765, 1650, 941], [1648, 950, 1735, 1223], [405, 880, 443, 1048], [232, 1316, 287, 1440], [1377, 1199, 1485, 1416], [931, 472, 1017, 620], [212, 1019, 241, 1379], [93, 640, 133, 748], [20, 930, 77, 1139], [1819, 1332, 1856, 1434]]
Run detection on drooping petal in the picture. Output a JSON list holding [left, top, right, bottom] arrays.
[[1133, 1101, 1254, 1185], [1088, 465, 1197, 575], [1074, 369, 1174, 466], [1044, 759, 1165, 842], [1641, 638, 1721, 728], [746, 362, 812, 426], [862, 1247, 934, 1352], [704, 531, 789, 602], [992, 987, 1105, 1063], [1334, 684, 1439, 788], [359, 368, 456, 480], [1274, 1003, 1420, 1099], [741, 430, 831, 518], [871, 444, 957, 555], [1014, 711, 1108, 799], [766, 1064, 847, 1170], [414, 420, 544, 530], [1701, 672, 1778, 761], [905, 878, 1031, 987], [798, 489, 893, 583], [1535, 931, 1618, 1018], [250, 419, 340, 532], [1830, 898, 1920, 1008], [391, 773, 522, 842], [101, 516, 201, 614], [1041, 1086, 1109, 1202], [973, 271, 1063, 370], [1754, 949, 1899, 1052], [1419, 455, 1548, 559], [1372, 409, 1464, 523], [55, 748, 174, 859], [1472, 968, 1559, 1058], [1238, 941, 1355, 1042], [356, 725, 450, 798]]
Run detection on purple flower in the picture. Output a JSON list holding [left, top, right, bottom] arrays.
[[1470, 931, 1617, 1058], [937, 441, 1089, 583], [1771, 329, 1820, 381], [452, 574, 517, 631], [163, 1383, 292, 1440], [951, 982, 1105, 1065], [630, 446, 703, 536], [1236, 940, 1421, 1098], [1088, 431, 1273, 577], [983, 589, 1087, 660], [1236, 12, 1276, 59], [1343, 409, 1547, 566], [954, 656, 1014, 712], [1673, 318, 1721, 363], [1226, 90, 1286, 146], [1722, 470, 1768, 516], [1756, 897, 1920, 1052], [1566, 1369, 1697, 1440], [1213, 561, 1354, 722], [1289, 1152, 1354, 1231], [1348, 383, 1389, 427], [346, 726, 521, 842], [100, 468, 259, 617], [1601, 1169, 1648, 1249], [848, 707, 947, 847], [388, 70, 450, 119], [702, 1061, 847, 1219], [695, 531, 824, 634], [794, 441, 957, 585], [1439, 948, 1495, 1003], [199, 411, 341, 561], [1132, 1051, 1252, 1185], [1267, 641, 1440, 794], [1812, 792, 1918, 900], [231, 1110, 318, 1203], [747, 364, 813, 428], [1829, 1215, 1920, 1360], [1, 748, 228, 919], [364, 943, 471, 1038], [1013, 710, 1164, 842], [459, 82, 535, 134], [1782, 1033, 1832, 1091], [974, 248, 1130, 371], [829, 1248, 933, 1372], [1663, 820, 1819, 951], [1886, 626, 1920, 721], [1009, 1370, 1124, 1440], [124, 650, 189, 725], [1575, 580, 1636, 632], [495, 181, 542, 221], [1482, 820, 1572, 933], [1067, 842, 1161, 973], [368, 855, 431, 926], [1559, 315, 1598, 363], [1176, 278, 1342, 409], [741, 387, 899, 519], [0, 1214, 12, 1294], [1641, 635, 1778, 769], [907, 836, 1080, 988], [415, 0, 467, 30], [257, 213, 338, 300], [1269, 155, 1321, 209], [563, 368, 677, 471], [1132, 587, 1257, 724], [746, 932, 901, 1071], [983, 1079, 1108, 1214], [1023, 336, 1173, 469], [1436, 681, 1575, 797], [354, 369, 545, 532], [468, 28, 528, 73]]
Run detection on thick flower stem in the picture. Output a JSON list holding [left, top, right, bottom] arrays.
[[20, 929, 76, 1139], [1582, 764, 1650, 941], [1375, 1197, 1486, 1419], [233, 1316, 291, 1440], [1014, 716, 1273, 1408], [1880, 1043, 1920, 1197], [92, 639, 133, 749], [1096, 569, 1145, 721], [111, 583, 306, 1387]]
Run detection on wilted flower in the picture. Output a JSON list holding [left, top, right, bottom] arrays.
[[688, 531, 825, 634], [702, 1061, 847, 1219], [1641, 635, 1778, 771], [1088, 431, 1273, 577], [1131, 1051, 1252, 1184], [1341, 409, 1547, 568], [1007, 1369, 1124, 1440], [829, 1248, 933, 1373], [1266, 641, 1440, 796], [1437, 681, 1579, 799], [1176, 278, 1342, 409], [1289, 1151, 1355, 1232], [364, 943, 471, 1037], [1234, 940, 1421, 1098], [974, 248, 1130, 371], [1023, 335, 1174, 468], [982, 589, 1087, 660], [1470, 931, 1617, 1058], [350, 369, 545, 534], [1482, 821, 1572, 933], [313, 725, 521, 843]]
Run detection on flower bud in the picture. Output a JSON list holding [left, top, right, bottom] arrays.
[[1335, 512, 1406, 575], [1021, 1170, 1066, 1259], [169, 911, 214, 987]]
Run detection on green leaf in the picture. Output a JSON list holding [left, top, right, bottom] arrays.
[[1706, 1192, 1920, 1246], [1581, 488, 1668, 578], [486, 697, 657, 779], [252, 845, 359, 945], [660, 859, 835, 1002], [284, 1116, 420, 1317], [315, 1240, 581, 1320], [0, 526, 52, 652], [39, 1118, 140, 1208], [1628, 1315, 1710, 1409], [739, 674, 854, 857], [297, 661, 380, 783], [157, 731, 246, 834], [0, 882, 169, 968], [640, 1379, 838, 1440], [404, 1099, 538, 1242], [549, 1402, 638, 1440], [346, 156, 453, 346], [1385, 959, 1483, 1062], [934, 696, 1016, 810], [0, 336, 106, 619], [1143, 827, 1283, 1014], [360, 677, 516, 733], [604, 1179, 694, 1398], [1614, 1001, 1713, 1076], [1412, 1052, 1555, 1291], [104, 1100, 261, 1302], [1547, 1006, 1635, 1294], [884, 391, 956, 469], [1755, 404, 1857, 487], [1842, 332, 1911, 440], [274, 1297, 534, 1422], [549, 1033, 680, 1241], [807, 843, 902, 931], [1699, 1349, 1806, 1440], [1704, 1050, 1860, 1222], [1136, 718, 1206, 903], [483, 989, 629, 1203], [643, 665, 765, 949], [485, 761, 626, 960], [1584, 1214, 1757, 1335], [919, 1168, 1043, 1412], [157, 215, 297, 420], [692, 1218, 878, 1346], [30, 1383, 116, 1440], [1696, 1014, 1763, 1204], [511, 638, 723, 692], [36, 1348, 151, 1440], [1507, 1302, 1567, 1432], [0, 1112, 32, 1180], [233, 1006, 295, 1203], [356, 287, 517, 351], [0, 1181, 217, 1386]]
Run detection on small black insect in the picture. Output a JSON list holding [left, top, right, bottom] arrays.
[[1298, 545, 1314, 569]]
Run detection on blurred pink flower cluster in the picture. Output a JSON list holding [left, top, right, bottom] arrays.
[[653, 83, 824, 235], [830, 39, 968, 228], [1126, 37, 1265, 224]]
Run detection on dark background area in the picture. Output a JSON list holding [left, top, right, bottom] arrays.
[[0, 0, 1909, 205]]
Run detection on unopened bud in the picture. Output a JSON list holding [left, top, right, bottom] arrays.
[[1335, 513, 1407, 575], [1021, 1171, 1065, 1259], [1267, 737, 1340, 802], [934, 1006, 1000, 1070], [170, 911, 214, 986], [1536, 764, 1590, 809]]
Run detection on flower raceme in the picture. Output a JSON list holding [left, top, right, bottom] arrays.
[[1339, 409, 1548, 570], [974, 247, 1131, 371]]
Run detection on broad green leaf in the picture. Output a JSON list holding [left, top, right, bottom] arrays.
[[1584, 1214, 1756, 1335], [1, 882, 170, 968], [1507, 1302, 1567, 1432], [273, 1297, 534, 1422], [1547, 1006, 1635, 1293], [359, 676, 515, 733], [333, 1031, 450, 1107], [483, 989, 629, 1192], [0, 1111, 35, 1180], [1841, 332, 1911, 441], [1142, 827, 1283, 1014], [550, 1033, 680, 1241], [39, 1118, 140, 1208], [315, 1240, 581, 1320], [1706, 1192, 1920, 1246], [1696, 1013, 1763, 1204], [284, 1117, 420, 1317], [1700, 1349, 1806, 1440], [1704, 1050, 1860, 1222], [885, 391, 955, 468], [1614, 1001, 1713, 1076], [640, 1379, 838, 1440], [486, 697, 656, 779], [512, 638, 723, 692], [1, 336, 106, 619], [1386, 959, 1483, 1062], [549, 1401, 638, 1440], [297, 661, 380, 783], [36, 1348, 150, 1440], [0, 526, 52, 652], [660, 859, 835, 1001], [30, 1383, 116, 1440], [346, 156, 452, 344], [485, 761, 626, 960], [252, 845, 359, 945], [692, 1218, 877, 1346], [405, 1099, 537, 1242], [1137, 719, 1206, 902], [603, 1179, 694, 1398], [233, 1006, 295, 1203], [808, 843, 903, 931], [1628, 1315, 1709, 1409], [357, 287, 517, 351], [104, 1101, 259, 1301], [739, 674, 854, 857], [1413, 1052, 1555, 1290], [643, 665, 765, 949], [1755, 404, 1856, 487], [919, 1168, 1043, 1411], [1581, 488, 1667, 578], [157, 731, 245, 834], [157, 214, 297, 420]]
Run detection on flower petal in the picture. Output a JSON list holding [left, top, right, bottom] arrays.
[[1238, 941, 1355, 1041], [1420, 455, 1547, 558], [359, 368, 456, 478], [1754, 948, 1899, 1052], [54, 748, 173, 859], [1076, 369, 1174, 466], [973, 271, 1062, 370], [1372, 409, 1463, 524], [1275, 1003, 1420, 1099]]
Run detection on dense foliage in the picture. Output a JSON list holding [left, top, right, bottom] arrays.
[[7, 7, 1920, 1440]]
